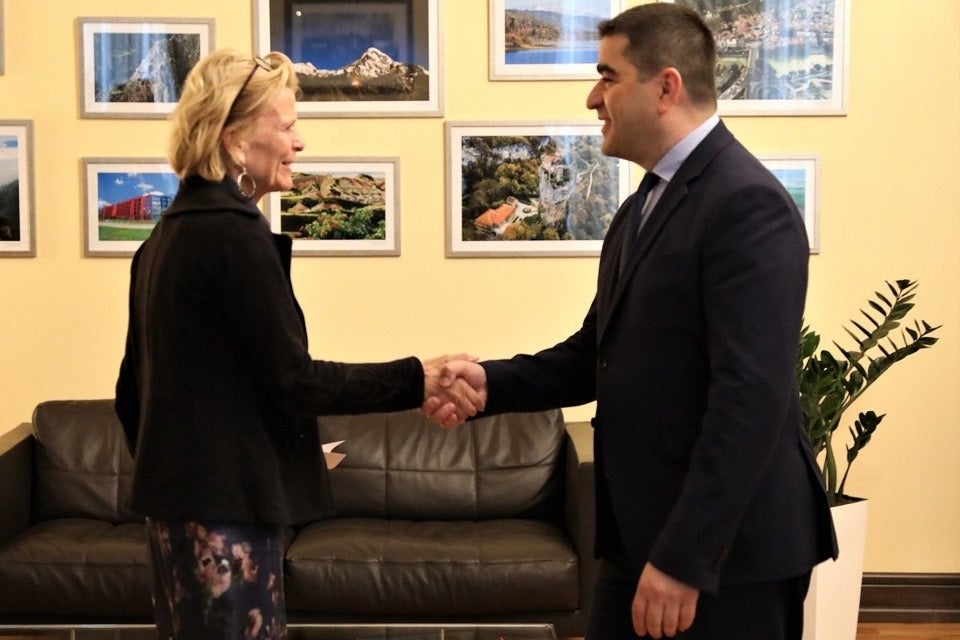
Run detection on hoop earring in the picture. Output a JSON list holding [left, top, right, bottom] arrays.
[[236, 166, 257, 200]]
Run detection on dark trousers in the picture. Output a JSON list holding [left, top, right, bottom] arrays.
[[586, 559, 811, 640], [147, 519, 287, 640]]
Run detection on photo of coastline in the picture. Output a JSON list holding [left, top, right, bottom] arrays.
[[761, 156, 819, 251], [504, 0, 610, 65], [503, 0, 611, 66], [490, 0, 620, 80]]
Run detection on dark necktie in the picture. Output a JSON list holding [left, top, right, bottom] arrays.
[[618, 172, 660, 275]]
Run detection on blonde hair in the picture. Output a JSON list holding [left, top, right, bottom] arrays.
[[167, 49, 300, 181]]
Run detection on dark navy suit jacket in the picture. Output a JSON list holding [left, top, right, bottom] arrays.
[[482, 121, 838, 592]]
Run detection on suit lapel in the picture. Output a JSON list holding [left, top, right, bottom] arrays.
[[597, 122, 736, 343]]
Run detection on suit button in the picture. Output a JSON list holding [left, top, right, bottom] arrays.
[[599, 359, 608, 370]]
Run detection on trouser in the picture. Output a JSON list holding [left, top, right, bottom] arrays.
[[146, 518, 287, 640], [586, 558, 811, 639]]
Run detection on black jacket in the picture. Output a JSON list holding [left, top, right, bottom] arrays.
[[116, 176, 423, 525], [481, 122, 837, 592]]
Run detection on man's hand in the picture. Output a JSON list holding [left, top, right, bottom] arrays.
[[421, 355, 486, 428], [420, 359, 488, 428], [632, 562, 699, 638]]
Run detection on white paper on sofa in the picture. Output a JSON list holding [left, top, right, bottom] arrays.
[[322, 440, 346, 469]]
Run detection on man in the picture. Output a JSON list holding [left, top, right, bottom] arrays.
[[424, 4, 837, 639]]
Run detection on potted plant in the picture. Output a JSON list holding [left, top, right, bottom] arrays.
[[797, 278, 940, 640]]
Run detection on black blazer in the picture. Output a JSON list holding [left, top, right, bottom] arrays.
[[115, 177, 424, 525], [482, 121, 837, 592]]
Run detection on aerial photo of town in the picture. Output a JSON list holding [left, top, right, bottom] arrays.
[[679, 0, 838, 101]]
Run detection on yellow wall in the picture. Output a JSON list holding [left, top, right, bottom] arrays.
[[1, 1, 957, 574]]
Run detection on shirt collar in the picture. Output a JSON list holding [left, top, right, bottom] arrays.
[[650, 113, 720, 182]]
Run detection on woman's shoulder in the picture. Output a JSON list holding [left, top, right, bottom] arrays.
[[165, 177, 263, 221]]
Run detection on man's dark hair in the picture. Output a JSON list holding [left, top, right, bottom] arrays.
[[598, 3, 718, 107]]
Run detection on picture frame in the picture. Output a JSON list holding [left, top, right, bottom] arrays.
[[254, 0, 443, 117], [446, 121, 630, 257], [82, 158, 179, 257], [664, 0, 849, 116], [265, 157, 400, 256], [0, 0, 5, 76], [77, 17, 214, 119], [759, 154, 820, 253], [0, 120, 36, 257], [489, 0, 622, 81]]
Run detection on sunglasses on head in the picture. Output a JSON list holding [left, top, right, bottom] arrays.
[[227, 56, 274, 121]]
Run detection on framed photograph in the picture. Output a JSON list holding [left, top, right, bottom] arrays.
[[446, 122, 630, 257], [82, 158, 179, 257], [265, 157, 400, 256], [0, 121, 36, 257], [760, 155, 820, 253], [0, 0, 5, 76], [254, 0, 443, 117], [665, 0, 849, 116], [489, 0, 622, 80], [77, 17, 214, 119]]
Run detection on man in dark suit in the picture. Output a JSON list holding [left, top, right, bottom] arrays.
[[424, 4, 837, 639]]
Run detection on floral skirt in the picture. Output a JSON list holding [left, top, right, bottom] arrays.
[[147, 519, 287, 640]]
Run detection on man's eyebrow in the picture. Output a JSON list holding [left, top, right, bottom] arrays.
[[596, 63, 616, 76]]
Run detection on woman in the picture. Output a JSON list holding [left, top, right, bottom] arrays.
[[115, 49, 480, 639]]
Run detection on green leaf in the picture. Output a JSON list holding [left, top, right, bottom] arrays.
[[797, 279, 939, 506]]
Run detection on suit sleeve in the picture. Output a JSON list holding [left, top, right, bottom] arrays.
[[647, 178, 810, 591], [481, 297, 600, 415]]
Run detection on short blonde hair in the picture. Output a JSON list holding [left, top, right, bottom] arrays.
[[168, 49, 300, 181]]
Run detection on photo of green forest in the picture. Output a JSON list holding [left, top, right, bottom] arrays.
[[459, 133, 621, 243]]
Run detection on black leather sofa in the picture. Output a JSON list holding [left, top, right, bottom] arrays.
[[0, 400, 596, 637]]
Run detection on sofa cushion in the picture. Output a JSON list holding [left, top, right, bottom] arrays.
[[0, 518, 151, 616], [284, 517, 579, 615], [317, 410, 565, 520], [32, 399, 139, 524]]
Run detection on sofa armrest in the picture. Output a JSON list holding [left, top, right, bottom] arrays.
[[0, 423, 33, 546], [564, 421, 596, 616]]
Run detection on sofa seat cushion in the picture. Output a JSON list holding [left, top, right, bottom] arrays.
[[284, 517, 579, 615], [0, 518, 151, 616]]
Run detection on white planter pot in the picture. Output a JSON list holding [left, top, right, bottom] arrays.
[[802, 498, 869, 640]]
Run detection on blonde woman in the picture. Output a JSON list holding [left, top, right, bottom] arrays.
[[115, 49, 481, 639]]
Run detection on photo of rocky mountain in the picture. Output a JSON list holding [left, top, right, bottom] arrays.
[[279, 170, 388, 241], [292, 47, 429, 102]]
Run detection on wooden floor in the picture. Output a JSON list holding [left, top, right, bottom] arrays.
[[855, 623, 960, 639], [558, 627, 960, 640]]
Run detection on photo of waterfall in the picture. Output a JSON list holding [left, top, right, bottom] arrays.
[[78, 19, 213, 118]]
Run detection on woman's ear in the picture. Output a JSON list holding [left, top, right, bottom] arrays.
[[220, 125, 246, 169]]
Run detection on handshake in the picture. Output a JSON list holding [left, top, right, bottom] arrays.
[[420, 354, 488, 428]]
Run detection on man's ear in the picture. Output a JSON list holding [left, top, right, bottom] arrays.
[[656, 67, 684, 113]]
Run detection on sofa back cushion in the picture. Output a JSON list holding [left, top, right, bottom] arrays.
[[316, 409, 565, 521], [32, 399, 140, 524]]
